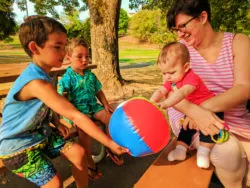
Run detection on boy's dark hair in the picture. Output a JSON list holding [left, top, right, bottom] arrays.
[[157, 41, 190, 65], [19, 15, 67, 57], [167, 0, 211, 29], [66, 38, 89, 56]]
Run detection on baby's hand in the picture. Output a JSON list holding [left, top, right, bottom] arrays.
[[157, 101, 168, 109], [108, 140, 129, 155]]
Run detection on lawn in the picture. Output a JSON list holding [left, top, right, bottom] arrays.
[[0, 35, 160, 64]]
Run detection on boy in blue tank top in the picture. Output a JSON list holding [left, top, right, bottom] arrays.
[[0, 15, 127, 188]]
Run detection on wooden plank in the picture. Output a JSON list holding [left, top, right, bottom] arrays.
[[0, 64, 97, 98], [0, 63, 97, 83], [134, 138, 214, 188], [63, 175, 75, 188]]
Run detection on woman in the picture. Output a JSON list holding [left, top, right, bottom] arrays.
[[165, 0, 250, 187]]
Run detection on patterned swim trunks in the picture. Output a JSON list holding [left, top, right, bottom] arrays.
[[1, 131, 72, 186]]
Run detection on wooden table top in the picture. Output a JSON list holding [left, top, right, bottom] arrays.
[[0, 63, 97, 83]]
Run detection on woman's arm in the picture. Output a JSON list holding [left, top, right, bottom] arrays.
[[201, 34, 250, 112], [174, 99, 224, 135]]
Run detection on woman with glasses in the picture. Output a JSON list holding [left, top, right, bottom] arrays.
[[165, 0, 250, 187]]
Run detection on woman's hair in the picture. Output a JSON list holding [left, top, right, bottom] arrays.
[[66, 38, 89, 56], [167, 0, 211, 29], [157, 42, 190, 65], [19, 15, 67, 57]]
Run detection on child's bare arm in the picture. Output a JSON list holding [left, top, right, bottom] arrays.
[[20, 80, 127, 155], [51, 112, 70, 138], [96, 89, 113, 112], [158, 85, 196, 109], [150, 86, 168, 103]]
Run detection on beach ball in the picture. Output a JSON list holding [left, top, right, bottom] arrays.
[[109, 97, 170, 157]]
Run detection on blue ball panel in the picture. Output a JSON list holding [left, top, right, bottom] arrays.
[[109, 107, 153, 157]]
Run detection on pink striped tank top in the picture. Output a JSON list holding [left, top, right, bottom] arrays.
[[168, 32, 250, 140]]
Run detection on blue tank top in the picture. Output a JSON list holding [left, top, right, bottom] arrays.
[[0, 63, 52, 156]]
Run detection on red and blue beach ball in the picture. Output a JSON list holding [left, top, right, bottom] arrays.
[[109, 97, 170, 157]]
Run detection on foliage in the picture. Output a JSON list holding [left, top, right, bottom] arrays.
[[61, 8, 129, 46], [129, 0, 250, 35], [0, 0, 17, 40], [129, 9, 176, 44], [119, 8, 129, 36], [16, 0, 81, 18], [210, 0, 250, 34], [61, 11, 91, 47]]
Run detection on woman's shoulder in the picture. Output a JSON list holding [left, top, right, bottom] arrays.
[[233, 33, 249, 43], [232, 33, 250, 52]]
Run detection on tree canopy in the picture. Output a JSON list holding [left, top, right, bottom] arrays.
[[129, 0, 250, 34], [0, 0, 17, 40]]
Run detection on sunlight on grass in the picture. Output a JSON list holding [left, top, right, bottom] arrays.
[[0, 35, 160, 64], [119, 49, 159, 64]]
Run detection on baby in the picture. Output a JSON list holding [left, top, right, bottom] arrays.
[[150, 42, 223, 168]]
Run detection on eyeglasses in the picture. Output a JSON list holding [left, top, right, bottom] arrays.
[[171, 16, 197, 32]]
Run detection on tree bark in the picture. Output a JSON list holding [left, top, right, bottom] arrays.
[[86, 0, 124, 96]]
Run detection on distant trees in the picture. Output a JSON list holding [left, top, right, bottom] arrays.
[[129, 0, 250, 35], [0, 0, 17, 41], [119, 8, 129, 36], [129, 9, 176, 44], [61, 11, 91, 47]]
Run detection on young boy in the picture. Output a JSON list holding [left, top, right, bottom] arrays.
[[57, 38, 124, 177], [150, 42, 223, 168], [0, 16, 127, 188]]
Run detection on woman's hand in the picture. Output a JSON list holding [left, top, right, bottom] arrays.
[[189, 108, 224, 136], [174, 99, 225, 136], [181, 116, 199, 131]]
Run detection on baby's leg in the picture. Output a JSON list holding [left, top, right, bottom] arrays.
[[168, 127, 196, 161], [210, 134, 247, 188], [198, 132, 216, 168], [197, 141, 214, 168], [167, 141, 188, 161]]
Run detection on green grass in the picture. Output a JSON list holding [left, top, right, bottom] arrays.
[[119, 48, 159, 64], [0, 35, 160, 64]]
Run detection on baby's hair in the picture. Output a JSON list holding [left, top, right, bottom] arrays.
[[66, 38, 89, 56], [19, 15, 67, 57], [157, 41, 190, 65]]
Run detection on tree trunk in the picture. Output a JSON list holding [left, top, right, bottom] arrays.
[[86, 0, 124, 96]]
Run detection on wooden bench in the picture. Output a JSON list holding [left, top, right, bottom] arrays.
[[134, 138, 214, 188]]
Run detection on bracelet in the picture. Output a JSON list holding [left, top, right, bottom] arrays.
[[210, 123, 230, 144]]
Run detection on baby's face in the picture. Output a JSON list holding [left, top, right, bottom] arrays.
[[158, 53, 189, 84], [70, 45, 90, 72]]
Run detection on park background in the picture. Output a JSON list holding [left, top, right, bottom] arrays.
[[0, 0, 250, 187]]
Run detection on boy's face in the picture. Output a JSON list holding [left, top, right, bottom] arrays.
[[34, 32, 67, 70], [68, 45, 90, 73], [158, 52, 189, 84]]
